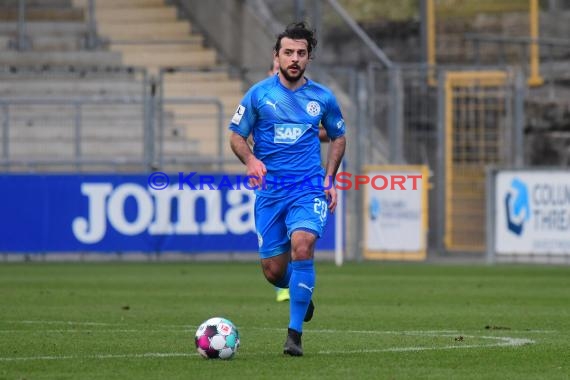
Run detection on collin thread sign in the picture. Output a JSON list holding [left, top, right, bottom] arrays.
[[495, 170, 570, 255]]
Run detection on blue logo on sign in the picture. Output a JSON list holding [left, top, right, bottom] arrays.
[[505, 178, 530, 235], [369, 197, 381, 220]]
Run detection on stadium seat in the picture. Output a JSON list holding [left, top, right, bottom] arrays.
[[87, 0, 244, 161], [0, 0, 245, 170]]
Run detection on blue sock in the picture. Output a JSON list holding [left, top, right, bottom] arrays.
[[274, 262, 292, 288], [288, 259, 315, 333]]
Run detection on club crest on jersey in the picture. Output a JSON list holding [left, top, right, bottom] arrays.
[[306, 101, 321, 117], [274, 123, 311, 144]]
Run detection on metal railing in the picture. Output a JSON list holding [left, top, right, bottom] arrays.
[[464, 33, 570, 97], [11, 0, 100, 51], [325, 0, 393, 69], [0, 66, 229, 172], [85, 0, 98, 49], [0, 97, 147, 171], [157, 66, 233, 170]]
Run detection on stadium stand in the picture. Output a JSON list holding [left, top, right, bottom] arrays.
[[0, 0, 245, 171], [76, 0, 244, 163]]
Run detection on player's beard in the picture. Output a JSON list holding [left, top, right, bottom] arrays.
[[279, 65, 305, 83]]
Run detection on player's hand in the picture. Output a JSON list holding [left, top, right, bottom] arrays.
[[245, 156, 267, 188], [324, 175, 337, 213]]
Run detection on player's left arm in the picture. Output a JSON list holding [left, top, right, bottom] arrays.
[[323, 135, 346, 213], [321, 92, 347, 213]]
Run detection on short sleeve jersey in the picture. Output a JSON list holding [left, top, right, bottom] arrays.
[[229, 74, 346, 196]]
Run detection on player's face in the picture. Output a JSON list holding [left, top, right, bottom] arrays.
[[276, 37, 309, 83]]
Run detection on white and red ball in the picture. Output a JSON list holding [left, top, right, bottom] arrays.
[[195, 317, 240, 359]]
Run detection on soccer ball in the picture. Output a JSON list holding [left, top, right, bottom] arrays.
[[195, 317, 240, 359]]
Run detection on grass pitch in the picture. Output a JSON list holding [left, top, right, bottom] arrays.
[[0, 261, 569, 379]]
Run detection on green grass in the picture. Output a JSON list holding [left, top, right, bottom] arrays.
[[0, 262, 569, 379]]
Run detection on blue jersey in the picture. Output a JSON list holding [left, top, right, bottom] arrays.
[[229, 74, 346, 197]]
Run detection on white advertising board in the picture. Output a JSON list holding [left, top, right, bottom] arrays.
[[363, 166, 428, 261], [495, 170, 570, 255]]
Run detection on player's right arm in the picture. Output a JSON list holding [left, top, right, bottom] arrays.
[[228, 89, 266, 187], [229, 132, 266, 187]]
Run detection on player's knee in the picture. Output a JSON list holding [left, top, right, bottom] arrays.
[[261, 261, 285, 285], [292, 244, 313, 261], [291, 231, 316, 261]]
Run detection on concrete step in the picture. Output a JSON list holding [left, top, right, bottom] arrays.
[[161, 138, 201, 156], [120, 50, 217, 68], [28, 35, 85, 51], [72, 0, 164, 8], [6, 135, 200, 147], [162, 71, 233, 82], [0, 0, 72, 7], [96, 7, 177, 23], [5, 104, 144, 117], [0, 80, 143, 96], [0, 50, 122, 66], [162, 80, 242, 96], [8, 123, 145, 139], [98, 21, 191, 40], [110, 43, 205, 54], [0, 65, 146, 79], [195, 139, 234, 157], [165, 94, 243, 109], [0, 7, 84, 22], [5, 139, 144, 157], [182, 124, 225, 139], [6, 112, 177, 126], [0, 21, 87, 35]]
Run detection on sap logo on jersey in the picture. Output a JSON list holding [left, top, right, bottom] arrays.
[[274, 123, 311, 144]]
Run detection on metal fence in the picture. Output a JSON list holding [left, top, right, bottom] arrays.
[[0, 65, 234, 173], [10, 0, 98, 51], [440, 70, 518, 253], [464, 34, 570, 98]]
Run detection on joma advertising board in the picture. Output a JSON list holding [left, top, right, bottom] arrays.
[[0, 174, 336, 253]]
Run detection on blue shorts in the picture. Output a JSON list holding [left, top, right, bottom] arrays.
[[254, 189, 328, 259]]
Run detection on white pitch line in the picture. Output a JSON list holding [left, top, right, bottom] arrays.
[[13, 320, 115, 326], [0, 352, 197, 362], [4, 320, 197, 330], [0, 336, 534, 362], [317, 336, 534, 355], [1, 321, 556, 337], [0, 329, 535, 362], [0, 329, 184, 334]]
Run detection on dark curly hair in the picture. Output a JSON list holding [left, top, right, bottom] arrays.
[[274, 22, 317, 58]]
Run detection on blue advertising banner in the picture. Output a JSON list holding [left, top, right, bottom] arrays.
[[0, 173, 336, 253]]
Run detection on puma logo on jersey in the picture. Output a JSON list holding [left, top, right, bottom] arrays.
[[274, 123, 311, 144], [265, 100, 278, 111]]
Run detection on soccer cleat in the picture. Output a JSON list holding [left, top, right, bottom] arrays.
[[276, 288, 290, 302], [304, 299, 314, 322], [283, 328, 303, 356]]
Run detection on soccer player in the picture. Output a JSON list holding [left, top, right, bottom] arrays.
[[266, 57, 329, 304], [267, 59, 291, 303], [229, 22, 346, 356]]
